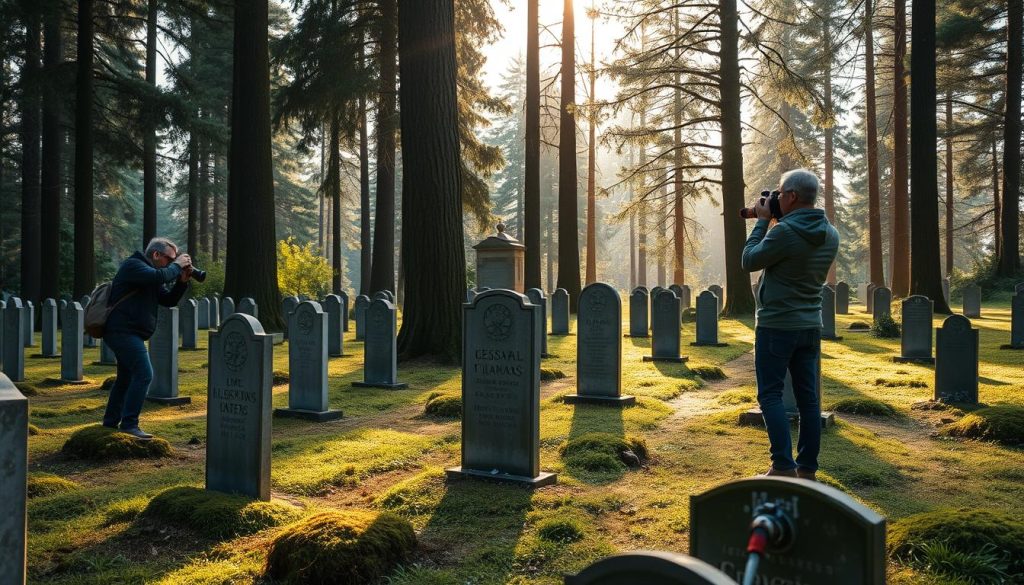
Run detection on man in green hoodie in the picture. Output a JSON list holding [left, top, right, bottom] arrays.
[[742, 169, 839, 481]]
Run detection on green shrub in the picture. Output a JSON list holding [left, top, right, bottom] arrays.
[[904, 540, 1011, 584], [27, 473, 80, 498], [829, 397, 900, 417], [264, 510, 416, 585], [849, 321, 870, 330], [537, 516, 585, 543], [540, 368, 566, 381], [689, 365, 726, 381], [889, 509, 1024, 578], [872, 315, 901, 338], [188, 259, 225, 298], [144, 486, 301, 539], [939, 405, 1024, 445], [424, 394, 461, 418], [62, 425, 173, 460], [278, 238, 332, 299], [560, 432, 648, 471]]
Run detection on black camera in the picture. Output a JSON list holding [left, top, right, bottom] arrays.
[[191, 268, 207, 283], [740, 190, 783, 221]]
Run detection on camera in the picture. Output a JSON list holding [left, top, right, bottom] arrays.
[[191, 268, 207, 283], [740, 190, 783, 221]]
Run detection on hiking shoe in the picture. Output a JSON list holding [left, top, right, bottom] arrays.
[[762, 466, 797, 478], [796, 468, 817, 481], [120, 427, 153, 440]]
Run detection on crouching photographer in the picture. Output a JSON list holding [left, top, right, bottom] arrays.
[[740, 169, 839, 481]]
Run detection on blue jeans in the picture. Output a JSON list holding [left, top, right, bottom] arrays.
[[102, 332, 153, 430], [754, 327, 821, 472]]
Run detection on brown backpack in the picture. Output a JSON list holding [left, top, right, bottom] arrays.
[[83, 283, 137, 338]]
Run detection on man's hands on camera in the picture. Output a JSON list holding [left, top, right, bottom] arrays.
[[754, 197, 773, 221], [174, 254, 193, 282]]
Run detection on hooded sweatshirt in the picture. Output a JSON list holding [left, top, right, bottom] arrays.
[[741, 208, 839, 330], [105, 251, 189, 339]]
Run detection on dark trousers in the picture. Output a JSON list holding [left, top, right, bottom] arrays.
[[102, 332, 153, 430], [754, 327, 821, 472]]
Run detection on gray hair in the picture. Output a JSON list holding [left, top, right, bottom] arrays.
[[780, 169, 820, 205], [145, 237, 178, 258]]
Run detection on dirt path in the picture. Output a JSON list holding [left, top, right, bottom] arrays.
[[661, 350, 756, 423]]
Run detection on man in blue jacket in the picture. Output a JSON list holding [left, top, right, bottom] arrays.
[[102, 237, 193, 439], [742, 169, 839, 481]]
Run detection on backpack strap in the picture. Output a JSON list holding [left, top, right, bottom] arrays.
[[107, 288, 139, 315]]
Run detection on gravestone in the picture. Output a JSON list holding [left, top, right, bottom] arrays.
[[198, 297, 211, 330], [865, 283, 878, 314], [446, 290, 555, 487], [338, 291, 349, 332], [0, 301, 4, 369], [692, 290, 728, 347], [3, 299, 24, 382], [649, 286, 667, 311], [1015, 282, 1024, 296], [835, 281, 850, 314], [644, 291, 686, 363], [739, 356, 833, 428], [962, 284, 981, 318], [0, 374, 27, 585], [180, 298, 199, 350], [820, 286, 842, 341], [669, 284, 683, 302], [871, 286, 892, 324], [895, 295, 934, 363], [708, 285, 724, 314], [942, 278, 951, 304], [206, 313, 273, 501], [323, 294, 347, 357], [857, 283, 868, 307], [274, 301, 342, 422], [353, 294, 370, 341], [352, 299, 406, 389], [98, 339, 117, 366], [40, 299, 59, 357], [147, 306, 189, 405], [473, 224, 526, 292], [626, 288, 649, 338], [81, 295, 98, 348], [237, 297, 258, 320], [208, 295, 220, 329], [690, 477, 886, 585], [466, 288, 477, 303], [565, 283, 634, 406], [373, 290, 390, 302], [22, 301, 33, 348], [1002, 293, 1024, 350], [525, 288, 550, 357], [551, 288, 570, 335], [678, 284, 692, 311], [60, 303, 85, 382], [221, 296, 235, 322], [565, 552, 734, 585], [58, 298, 67, 327], [934, 315, 979, 404], [281, 296, 299, 340]]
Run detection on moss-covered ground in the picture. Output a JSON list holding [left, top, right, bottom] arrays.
[[21, 297, 1024, 584]]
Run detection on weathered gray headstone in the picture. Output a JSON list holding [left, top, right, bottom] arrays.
[[865, 283, 878, 314], [644, 291, 686, 363], [871, 286, 891, 324], [21, 301, 33, 348], [354, 294, 370, 341], [275, 301, 341, 421], [962, 284, 981, 318], [446, 290, 555, 487], [708, 285, 724, 314], [281, 296, 299, 340], [58, 298, 67, 327], [197, 297, 211, 330], [206, 313, 273, 501], [820, 285, 842, 341], [857, 283, 868, 307], [338, 290, 349, 332], [669, 284, 683, 302], [692, 290, 727, 347], [566, 283, 634, 406], [551, 288, 570, 335], [40, 299, 59, 357], [835, 281, 850, 314], [0, 374, 27, 585], [147, 306, 189, 405], [942, 278, 951, 304], [626, 288, 649, 338], [180, 298, 199, 350], [208, 295, 220, 329], [649, 286, 667, 314], [98, 338, 117, 366], [372, 290, 390, 303], [323, 294, 347, 357], [1002, 293, 1024, 350], [565, 552, 734, 585], [352, 299, 406, 389], [61, 303, 84, 382], [678, 285, 692, 311], [237, 297, 258, 320], [3, 299, 24, 382], [934, 315, 979, 404], [895, 295, 934, 363], [221, 296, 235, 322], [690, 477, 886, 585], [525, 288, 550, 357]]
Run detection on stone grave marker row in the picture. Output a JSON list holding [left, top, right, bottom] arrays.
[[3, 299, 24, 382], [147, 306, 189, 406], [692, 290, 728, 347], [525, 288, 550, 357], [40, 299, 59, 357], [565, 283, 634, 406], [645, 291, 687, 362], [275, 301, 342, 421], [935, 315, 978, 404], [894, 295, 934, 363], [352, 299, 406, 389], [61, 303, 84, 382], [551, 288, 570, 335], [627, 287, 649, 338]]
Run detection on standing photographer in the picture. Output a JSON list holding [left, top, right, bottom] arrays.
[[101, 237, 193, 440], [741, 169, 839, 480]]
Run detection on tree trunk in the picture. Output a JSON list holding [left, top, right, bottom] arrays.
[[396, 0, 465, 362], [672, 7, 685, 286], [629, 210, 636, 289], [187, 132, 199, 257], [719, 0, 754, 314], [865, 0, 884, 286], [370, 0, 398, 294], [585, 9, 596, 285], [890, 0, 910, 296], [328, 116, 343, 294], [945, 94, 955, 275], [998, 0, 1022, 276], [557, 0, 581, 310], [823, 10, 836, 286], [546, 163, 554, 290], [359, 97, 371, 295], [992, 136, 1001, 259], [199, 135, 210, 259], [40, 3, 62, 301], [212, 153, 221, 262], [21, 8, 41, 305], [143, 0, 158, 246], [74, 0, 95, 298], [225, 0, 282, 329], [638, 110, 648, 289], [909, 0, 950, 312], [524, 0, 541, 289]]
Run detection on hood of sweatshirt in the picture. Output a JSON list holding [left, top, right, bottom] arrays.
[[781, 208, 830, 246]]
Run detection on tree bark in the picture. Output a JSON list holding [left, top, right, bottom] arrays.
[[629, 210, 636, 289], [998, 0, 1022, 276], [225, 0, 282, 329], [524, 0, 541, 289], [909, 0, 950, 312], [890, 0, 910, 296], [143, 0, 158, 246], [328, 116, 343, 294], [992, 136, 1001, 259], [638, 109, 647, 289], [557, 0, 581, 310], [359, 97, 371, 295], [187, 132, 199, 258], [396, 0, 465, 362], [823, 10, 836, 286], [945, 93, 955, 275], [212, 153, 221, 262], [199, 135, 210, 259], [865, 0, 884, 286], [21, 7, 41, 305], [370, 0, 398, 294], [74, 0, 95, 298], [672, 7, 685, 286], [40, 2, 62, 301], [585, 9, 596, 285]]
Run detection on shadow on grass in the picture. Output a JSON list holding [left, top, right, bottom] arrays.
[[561, 400, 629, 484]]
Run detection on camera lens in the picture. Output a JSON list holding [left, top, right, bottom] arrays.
[[192, 269, 208, 283]]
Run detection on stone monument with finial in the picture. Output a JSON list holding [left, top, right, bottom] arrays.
[[473, 223, 525, 293]]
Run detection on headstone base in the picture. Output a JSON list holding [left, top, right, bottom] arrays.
[[180, 347, 202, 352], [146, 396, 192, 406], [999, 344, 1024, 350], [30, 353, 61, 359], [329, 352, 348, 357], [445, 466, 557, 488], [53, 377, 90, 386], [738, 408, 835, 428], [892, 356, 935, 364], [821, 335, 844, 341], [643, 356, 688, 363], [689, 342, 729, 347], [92, 360, 116, 366], [563, 394, 636, 406], [541, 352, 552, 358], [271, 333, 285, 345], [549, 333, 574, 337], [273, 407, 343, 422], [623, 334, 649, 338], [352, 381, 408, 390], [846, 328, 870, 334]]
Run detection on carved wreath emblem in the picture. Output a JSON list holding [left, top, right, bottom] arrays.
[[224, 332, 248, 372], [483, 303, 513, 341], [586, 289, 608, 314], [296, 309, 315, 336]]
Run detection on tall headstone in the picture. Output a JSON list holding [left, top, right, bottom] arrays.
[[857, 283, 868, 307], [40, 299, 59, 357], [466, 288, 477, 303], [871, 286, 892, 324], [80, 295, 98, 348], [21, 301, 33, 348], [58, 298, 67, 327], [0, 374, 27, 585], [669, 284, 683, 301], [707, 285, 724, 315], [895, 295, 934, 363], [627, 288, 649, 338], [473, 224, 526, 292], [865, 283, 878, 314], [206, 313, 273, 500], [352, 299, 406, 389], [197, 297, 211, 330], [338, 290, 349, 332], [692, 290, 728, 347], [446, 290, 555, 487], [551, 288, 570, 335], [565, 283, 634, 405], [237, 297, 258, 320], [649, 286, 667, 313], [281, 296, 299, 340], [60, 303, 84, 382], [678, 285, 692, 311], [372, 290, 390, 303], [644, 291, 686, 363], [208, 295, 220, 329], [3, 299, 24, 382], [1002, 293, 1024, 350], [221, 296, 235, 322], [180, 299, 199, 350], [354, 294, 370, 341], [934, 315, 979, 404], [835, 281, 850, 314], [323, 294, 347, 357], [565, 552, 734, 585], [98, 339, 117, 366], [147, 306, 189, 405], [942, 278, 951, 304], [275, 301, 341, 421], [820, 286, 842, 341], [962, 284, 981, 318], [525, 288, 550, 357]]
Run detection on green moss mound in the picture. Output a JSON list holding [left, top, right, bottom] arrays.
[[717, 389, 754, 406], [27, 473, 80, 498], [889, 509, 1024, 578], [689, 365, 726, 381], [541, 368, 566, 381], [28, 424, 40, 436], [560, 432, 648, 472], [939, 405, 1024, 445], [849, 321, 870, 330], [424, 393, 461, 418], [144, 486, 301, 539], [273, 370, 290, 385], [537, 516, 585, 543], [101, 376, 117, 391], [872, 315, 901, 338], [830, 397, 900, 417], [264, 510, 416, 585], [681, 308, 697, 323], [15, 383, 39, 396], [62, 425, 173, 460], [875, 377, 927, 388]]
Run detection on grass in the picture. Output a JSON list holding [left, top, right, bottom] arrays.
[[61, 424, 174, 459], [939, 405, 1024, 445], [829, 397, 901, 417], [143, 485, 302, 538]]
